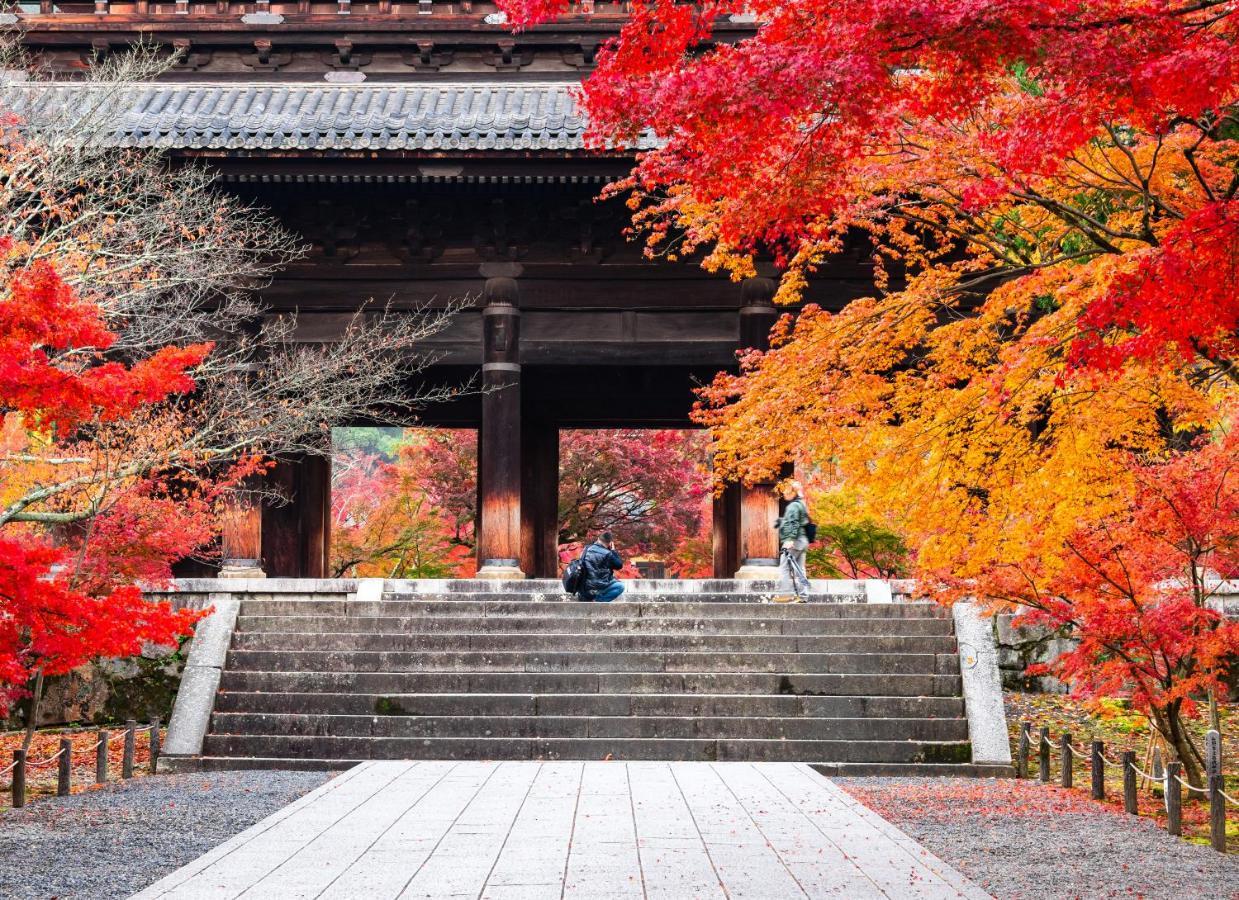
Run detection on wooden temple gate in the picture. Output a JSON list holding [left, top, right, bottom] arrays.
[[16, 4, 877, 579]]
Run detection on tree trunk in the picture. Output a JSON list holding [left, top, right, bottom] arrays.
[[21, 669, 44, 752], [1152, 700, 1205, 789]]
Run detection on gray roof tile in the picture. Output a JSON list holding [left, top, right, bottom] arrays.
[[7, 81, 654, 152]]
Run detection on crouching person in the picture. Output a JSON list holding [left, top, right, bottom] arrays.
[[581, 531, 625, 602]]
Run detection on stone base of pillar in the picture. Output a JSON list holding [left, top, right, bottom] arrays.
[[734, 559, 781, 580], [218, 560, 265, 579], [476, 559, 526, 580]]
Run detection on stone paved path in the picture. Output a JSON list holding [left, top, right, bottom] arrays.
[[132, 761, 990, 900]]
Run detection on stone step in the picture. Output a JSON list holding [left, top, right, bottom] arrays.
[[233, 614, 956, 636], [200, 733, 972, 764], [224, 649, 959, 676], [212, 691, 967, 719], [164, 756, 1008, 778], [218, 670, 963, 697], [208, 712, 969, 741], [229, 630, 959, 655], [237, 599, 947, 619], [383, 592, 875, 605]]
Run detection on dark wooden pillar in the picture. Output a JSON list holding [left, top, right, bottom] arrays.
[[735, 276, 782, 579], [300, 454, 332, 578], [219, 486, 264, 578], [712, 480, 740, 579], [260, 454, 332, 578], [521, 421, 560, 578], [476, 277, 524, 578]]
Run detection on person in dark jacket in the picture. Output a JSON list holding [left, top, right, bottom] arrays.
[[579, 531, 625, 602]]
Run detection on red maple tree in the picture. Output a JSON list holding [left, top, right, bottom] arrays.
[[0, 256, 208, 717]]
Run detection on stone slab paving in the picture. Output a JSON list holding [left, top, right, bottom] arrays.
[[131, 761, 989, 900]]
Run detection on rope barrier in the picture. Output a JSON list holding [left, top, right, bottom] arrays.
[[1068, 740, 1091, 757], [83, 739, 104, 752], [0, 759, 18, 777], [1127, 761, 1163, 781], [1219, 788, 1237, 806], [1172, 773, 1210, 795], [24, 747, 66, 768], [1099, 750, 1123, 767]]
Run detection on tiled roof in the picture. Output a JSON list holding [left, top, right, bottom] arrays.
[[7, 81, 654, 152]]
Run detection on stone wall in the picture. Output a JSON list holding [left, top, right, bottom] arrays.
[[993, 614, 1074, 694], [993, 580, 1239, 694], [2, 592, 213, 731]]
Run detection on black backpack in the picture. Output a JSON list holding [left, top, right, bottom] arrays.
[[562, 555, 586, 594]]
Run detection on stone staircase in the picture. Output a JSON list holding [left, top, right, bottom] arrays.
[[171, 581, 1010, 776]]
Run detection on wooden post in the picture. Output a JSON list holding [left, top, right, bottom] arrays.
[[1016, 722, 1030, 779], [477, 277, 524, 578], [1122, 751, 1138, 814], [149, 717, 161, 775], [220, 486, 264, 578], [1091, 741, 1105, 800], [11, 750, 25, 808], [734, 278, 781, 580], [57, 738, 72, 797], [1060, 732, 1072, 789], [1039, 726, 1050, 783], [122, 720, 136, 779], [96, 729, 109, 784], [1166, 761, 1182, 837], [1209, 775, 1226, 853], [56, 738, 72, 798], [1206, 730, 1225, 853]]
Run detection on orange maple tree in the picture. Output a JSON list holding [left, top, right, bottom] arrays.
[[498, 0, 1239, 776]]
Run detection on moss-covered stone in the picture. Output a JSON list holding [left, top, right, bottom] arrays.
[[2, 638, 190, 730], [918, 742, 972, 764], [374, 697, 410, 716]]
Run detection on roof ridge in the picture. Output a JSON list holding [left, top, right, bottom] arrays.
[[21, 80, 583, 90]]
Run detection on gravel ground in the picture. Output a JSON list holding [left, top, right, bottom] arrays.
[[0, 770, 329, 900], [837, 776, 1239, 900]]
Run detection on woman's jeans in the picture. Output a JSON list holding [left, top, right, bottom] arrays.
[[778, 537, 811, 597], [592, 581, 625, 603]]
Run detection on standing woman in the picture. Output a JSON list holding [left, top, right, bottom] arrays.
[[774, 480, 811, 602]]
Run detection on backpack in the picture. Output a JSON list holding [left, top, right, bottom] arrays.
[[562, 556, 586, 595]]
